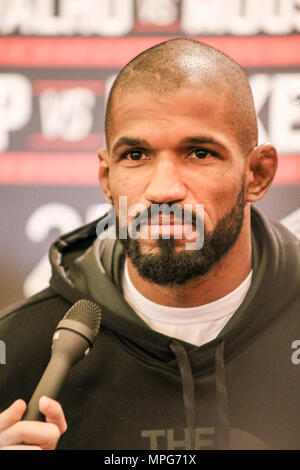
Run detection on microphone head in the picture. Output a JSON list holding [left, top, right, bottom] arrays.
[[64, 299, 102, 337], [56, 299, 102, 346]]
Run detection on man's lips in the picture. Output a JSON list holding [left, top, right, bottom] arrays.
[[136, 216, 197, 239], [149, 219, 185, 226], [143, 214, 190, 225]]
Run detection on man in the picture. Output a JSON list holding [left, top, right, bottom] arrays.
[[0, 38, 300, 450]]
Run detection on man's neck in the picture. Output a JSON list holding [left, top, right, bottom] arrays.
[[126, 218, 252, 308]]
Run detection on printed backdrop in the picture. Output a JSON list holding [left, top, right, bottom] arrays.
[[0, 0, 300, 309]]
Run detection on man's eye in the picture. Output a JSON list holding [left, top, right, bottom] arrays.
[[192, 148, 211, 159], [121, 150, 145, 161]]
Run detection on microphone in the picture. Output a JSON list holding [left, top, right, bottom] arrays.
[[23, 299, 102, 421]]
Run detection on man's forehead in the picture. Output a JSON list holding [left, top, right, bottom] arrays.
[[111, 85, 229, 118], [109, 86, 231, 136]]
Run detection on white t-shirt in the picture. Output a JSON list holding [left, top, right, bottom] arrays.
[[122, 261, 252, 347]]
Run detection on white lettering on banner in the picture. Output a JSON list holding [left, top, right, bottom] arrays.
[[95, 0, 134, 37], [291, 340, 300, 365], [0, 74, 31, 151], [269, 74, 300, 154], [0, 0, 300, 35], [137, 0, 178, 26], [23, 204, 82, 297], [249, 74, 271, 145], [33, 0, 65, 35], [0, 340, 6, 365], [60, 0, 134, 36], [181, 0, 300, 35], [181, 0, 225, 35], [39, 88, 95, 141], [104, 74, 118, 107], [141, 428, 214, 449], [226, 0, 261, 35], [102, 74, 118, 147], [262, 0, 294, 35], [57, 0, 94, 36], [85, 203, 113, 225], [0, 0, 57, 35], [0, 0, 134, 36], [249, 73, 300, 153], [295, 0, 300, 31], [0, 0, 33, 35]]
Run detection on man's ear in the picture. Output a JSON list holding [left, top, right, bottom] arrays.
[[245, 144, 278, 202], [97, 148, 112, 203]]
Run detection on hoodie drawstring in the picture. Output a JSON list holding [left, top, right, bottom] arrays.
[[170, 339, 230, 450], [215, 340, 230, 449], [170, 340, 196, 450]]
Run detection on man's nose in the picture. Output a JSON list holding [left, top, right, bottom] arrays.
[[145, 156, 187, 203]]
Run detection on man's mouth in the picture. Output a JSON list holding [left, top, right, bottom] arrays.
[[148, 214, 185, 225], [137, 215, 196, 239]]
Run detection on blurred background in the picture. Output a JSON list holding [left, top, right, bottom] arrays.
[[0, 0, 300, 309]]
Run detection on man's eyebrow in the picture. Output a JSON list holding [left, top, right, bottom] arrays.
[[112, 137, 149, 152], [180, 136, 227, 150], [111, 136, 228, 153]]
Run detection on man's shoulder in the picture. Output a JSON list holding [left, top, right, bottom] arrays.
[[0, 288, 71, 325], [252, 207, 300, 258]]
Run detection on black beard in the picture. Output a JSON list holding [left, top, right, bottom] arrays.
[[117, 180, 246, 287]]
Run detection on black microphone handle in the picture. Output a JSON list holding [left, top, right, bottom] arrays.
[[23, 354, 72, 421], [23, 328, 91, 421]]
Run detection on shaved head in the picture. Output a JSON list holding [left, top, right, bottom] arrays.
[[105, 38, 258, 155]]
